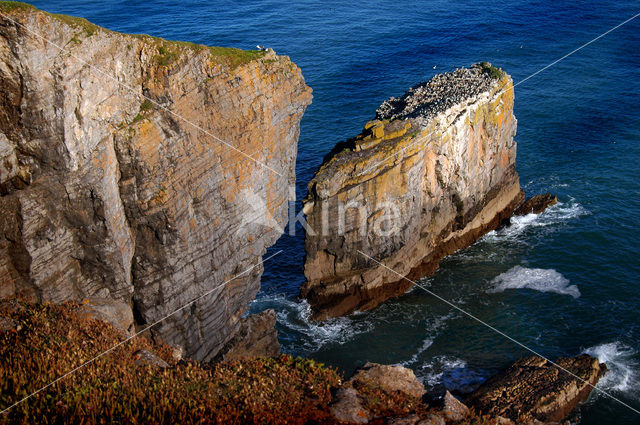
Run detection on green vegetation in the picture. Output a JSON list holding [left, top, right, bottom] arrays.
[[50, 13, 98, 37], [476, 61, 505, 80], [1, 1, 98, 37], [208, 46, 266, 68], [145, 38, 265, 69], [0, 1, 34, 13], [0, 300, 342, 424], [0, 301, 505, 424], [130, 100, 153, 123], [155, 44, 179, 66], [1, 2, 266, 70], [140, 99, 153, 112]]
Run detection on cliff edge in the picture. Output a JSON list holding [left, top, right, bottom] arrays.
[[0, 2, 312, 359], [302, 64, 523, 318]]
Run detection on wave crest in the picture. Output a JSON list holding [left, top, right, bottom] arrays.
[[483, 199, 588, 242], [584, 342, 639, 398]]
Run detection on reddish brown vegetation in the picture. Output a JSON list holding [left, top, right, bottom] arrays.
[[0, 300, 341, 424]]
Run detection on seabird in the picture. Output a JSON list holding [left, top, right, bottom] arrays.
[[256, 45, 264, 50]]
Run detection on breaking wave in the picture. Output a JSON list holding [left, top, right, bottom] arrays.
[[488, 265, 580, 298], [584, 342, 640, 399], [399, 312, 457, 367], [251, 295, 374, 353], [483, 199, 588, 242]]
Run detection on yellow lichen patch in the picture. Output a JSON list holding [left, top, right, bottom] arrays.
[[364, 120, 381, 131], [371, 122, 385, 139], [488, 77, 514, 127]]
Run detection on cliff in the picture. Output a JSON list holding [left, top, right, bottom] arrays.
[[302, 64, 523, 318], [0, 2, 312, 360]]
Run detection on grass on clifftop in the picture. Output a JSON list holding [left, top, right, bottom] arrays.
[[0, 2, 266, 69], [0, 2, 99, 36], [476, 62, 505, 80], [147, 38, 266, 68], [0, 300, 341, 424], [0, 1, 34, 12]]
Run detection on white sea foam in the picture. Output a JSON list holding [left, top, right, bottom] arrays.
[[399, 313, 456, 367], [584, 342, 640, 398], [401, 337, 434, 367], [416, 356, 468, 387], [488, 265, 580, 298], [483, 199, 588, 242], [252, 294, 373, 352]]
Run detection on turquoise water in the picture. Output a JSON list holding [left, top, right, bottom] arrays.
[[28, 1, 640, 422]]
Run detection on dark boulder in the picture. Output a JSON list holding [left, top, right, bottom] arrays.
[[514, 194, 558, 216]]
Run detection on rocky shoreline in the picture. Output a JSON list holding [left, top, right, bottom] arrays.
[[0, 300, 607, 424], [330, 356, 605, 425], [0, 3, 607, 424]]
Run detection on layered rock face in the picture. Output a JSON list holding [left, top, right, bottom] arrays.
[[0, 4, 311, 359], [302, 64, 523, 318]]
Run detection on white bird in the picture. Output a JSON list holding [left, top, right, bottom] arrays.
[[256, 45, 264, 50], [433, 65, 437, 69]]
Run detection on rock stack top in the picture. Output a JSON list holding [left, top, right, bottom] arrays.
[[376, 62, 505, 124]]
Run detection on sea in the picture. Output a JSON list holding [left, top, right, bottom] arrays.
[[28, 1, 640, 423]]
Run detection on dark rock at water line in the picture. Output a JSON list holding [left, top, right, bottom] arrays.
[[514, 193, 558, 216]]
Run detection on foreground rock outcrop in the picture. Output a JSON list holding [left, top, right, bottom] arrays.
[[329, 356, 605, 425], [329, 362, 430, 424], [466, 355, 606, 424], [302, 64, 523, 318], [0, 3, 311, 360], [212, 309, 280, 361]]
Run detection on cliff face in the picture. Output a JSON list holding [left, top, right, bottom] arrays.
[[0, 3, 311, 359], [302, 64, 523, 318]]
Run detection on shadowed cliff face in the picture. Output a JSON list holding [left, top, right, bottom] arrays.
[[302, 65, 523, 319], [0, 3, 311, 360]]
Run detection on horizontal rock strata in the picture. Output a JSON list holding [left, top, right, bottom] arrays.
[[0, 3, 311, 360], [302, 64, 523, 319]]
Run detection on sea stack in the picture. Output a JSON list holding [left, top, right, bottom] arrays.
[[0, 4, 312, 360], [302, 63, 524, 318]]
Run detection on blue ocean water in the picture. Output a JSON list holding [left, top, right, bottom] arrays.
[[28, 1, 640, 422]]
